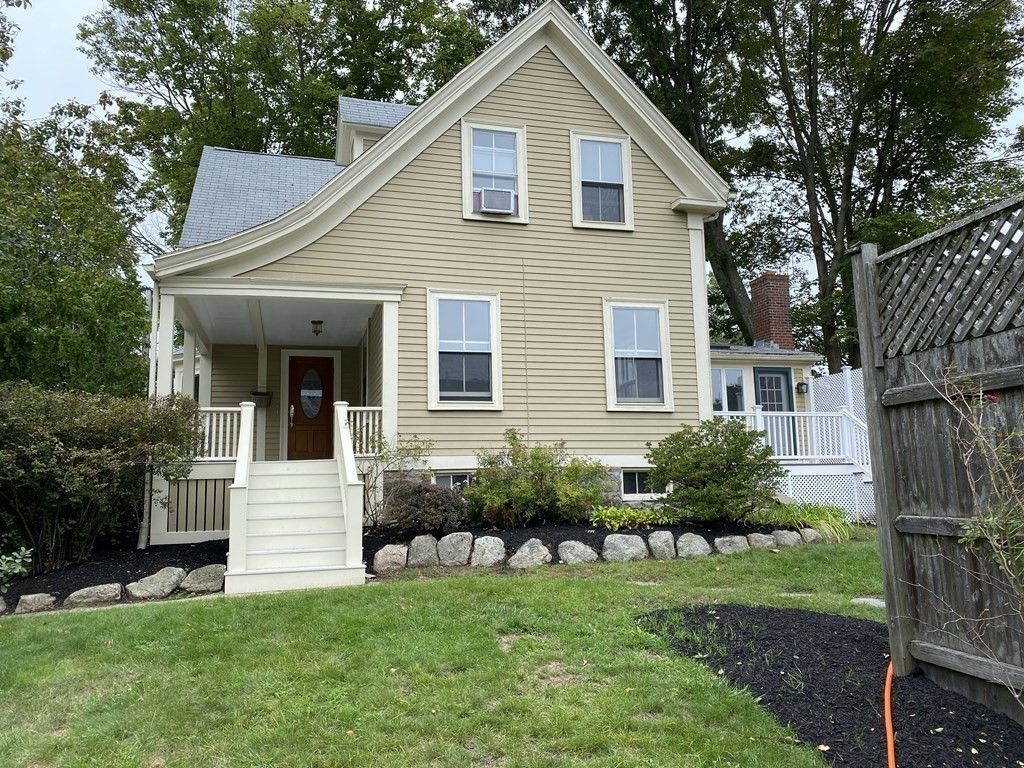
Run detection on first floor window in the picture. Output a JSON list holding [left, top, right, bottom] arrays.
[[429, 291, 503, 409], [622, 470, 666, 496], [604, 299, 672, 411], [434, 473, 475, 490], [711, 368, 745, 412]]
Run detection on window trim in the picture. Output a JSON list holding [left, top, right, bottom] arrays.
[[602, 298, 674, 412], [570, 131, 634, 231], [427, 289, 504, 411], [710, 366, 747, 413], [461, 119, 529, 224], [620, 468, 667, 501]]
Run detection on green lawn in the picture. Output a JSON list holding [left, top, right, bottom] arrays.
[[0, 534, 883, 768]]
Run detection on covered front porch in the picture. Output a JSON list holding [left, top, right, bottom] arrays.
[[146, 277, 403, 591]]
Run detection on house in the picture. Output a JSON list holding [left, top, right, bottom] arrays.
[[145, 1, 867, 594]]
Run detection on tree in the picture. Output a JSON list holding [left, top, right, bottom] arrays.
[[730, 0, 1023, 371], [79, 0, 486, 243], [0, 98, 150, 395]]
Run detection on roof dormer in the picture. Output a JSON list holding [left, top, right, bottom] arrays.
[[334, 96, 416, 165]]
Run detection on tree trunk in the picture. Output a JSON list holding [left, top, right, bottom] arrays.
[[704, 216, 754, 344]]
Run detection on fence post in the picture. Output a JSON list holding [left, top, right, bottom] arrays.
[[807, 376, 817, 411], [842, 365, 854, 410], [839, 407, 853, 462], [752, 405, 765, 451]]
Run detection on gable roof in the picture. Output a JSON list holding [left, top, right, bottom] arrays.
[[179, 147, 345, 248], [338, 96, 415, 129], [154, 0, 731, 279]]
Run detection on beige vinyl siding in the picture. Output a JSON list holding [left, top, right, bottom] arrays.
[[210, 345, 257, 407], [247, 47, 698, 456], [362, 136, 378, 151], [367, 306, 383, 407], [340, 346, 362, 405]]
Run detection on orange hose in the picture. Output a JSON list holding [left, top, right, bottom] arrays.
[[884, 661, 897, 768]]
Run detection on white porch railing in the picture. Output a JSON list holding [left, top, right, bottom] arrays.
[[199, 407, 243, 460], [723, 407, 872, 478], [347, 407, 383, 456], [334, 402, 365, 569], [226, 401, 256, 575]]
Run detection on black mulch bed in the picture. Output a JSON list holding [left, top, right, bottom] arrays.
[[4, 540, 227, 608], [364, 519, 777, 574], [641, 604, 1024, 767]]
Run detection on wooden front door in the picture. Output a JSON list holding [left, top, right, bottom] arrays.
[[287, 356, 334, 460]]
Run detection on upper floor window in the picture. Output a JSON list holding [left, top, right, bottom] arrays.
[[571, 132, 633, 230], [461, 120, 528, 223], [427, 290, 503, 410], [603, 299, 673, 411], [711, 367, 745, 412]]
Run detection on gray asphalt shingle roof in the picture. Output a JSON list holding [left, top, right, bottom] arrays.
[[178, 147, 345, 248], [338, 96, 415, 128]]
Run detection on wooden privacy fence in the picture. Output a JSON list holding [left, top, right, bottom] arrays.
[[853, 194, 1024, 724]]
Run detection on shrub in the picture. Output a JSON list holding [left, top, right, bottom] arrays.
[[647, 418, 786, 523], [748, 502, 854, 543], [359, 434, 435, 527], [464, 429, 611, 527], [0, 383, 202, 573], [589, 505, 682, 532], [389, 480, 468, 536], [0, 547, 31, 595]]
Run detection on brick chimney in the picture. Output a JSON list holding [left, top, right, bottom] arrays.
[[750, 271, 794, 350]]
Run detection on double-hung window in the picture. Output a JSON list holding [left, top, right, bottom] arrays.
[[571, 132, 633, 229], [428, 290, 503, 410], [711, 368, 746, 412], [462, 121, 528, 222], [603, 299, 672, 411]]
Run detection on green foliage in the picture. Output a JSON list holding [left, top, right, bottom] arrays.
[[589, 505, 682, 532], [464, 429, 611, 527], [361, 434, 435, 527], [0, 546, 30, 595], [0, 384, 202, 573], [0, 98, 149, 395], [79, 0, 486, 242], [389, 480, 468, 537], [647, 419, 786, 523], [748, 503, 854, 544]]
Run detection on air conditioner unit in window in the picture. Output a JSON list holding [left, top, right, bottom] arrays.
[[480, 187, 515, 214]]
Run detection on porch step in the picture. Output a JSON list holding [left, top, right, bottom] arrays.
[[249, 472, 340, 491], [224, 564, 365, 594], [249, 459, 337, 476], [246, 546, 346, 571], [247, 513, 347, 534], [248, 485, 343, 504], [247, 529, 346, 549]]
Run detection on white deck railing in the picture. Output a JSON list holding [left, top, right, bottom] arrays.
[[347, 407, 383, 456], [723, 407, 872, 478], [334, 402, 365, 568], [199, 407, 243, 460]]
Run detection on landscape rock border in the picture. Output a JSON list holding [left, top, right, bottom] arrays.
[[372, 527, 824, 575]]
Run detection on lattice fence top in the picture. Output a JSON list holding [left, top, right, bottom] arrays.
[[875, 194, 1024, 358], [809, 367, 867, 422]]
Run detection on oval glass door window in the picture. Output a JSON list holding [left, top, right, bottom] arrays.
[[299, 369, 323, 418]]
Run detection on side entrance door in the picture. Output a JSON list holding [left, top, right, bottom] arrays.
[[754, 367, 795, 455], [287, 356, 334, 460]]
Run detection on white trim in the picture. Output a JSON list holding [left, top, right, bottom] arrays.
[[570, 131, 634, 230], [381, 302, 399, 442], [620, 468, 666, 502], [156, 292, 176, 397], [461, 119, 530, 224], [158, 277, 405, 303], [601, 298, 674, 412], [147, 285, 159, 397], [151, 1, 729, 279], [198, 353, 212, 407], [426, 289, 504, 411], [688, 213, 713, 420], [278, 349, 344, 461], [710, 366, 747, 414]]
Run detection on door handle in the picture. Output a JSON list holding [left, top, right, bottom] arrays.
[[289, 404, 294, 428]]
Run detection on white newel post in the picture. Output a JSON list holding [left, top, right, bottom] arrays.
[[182, 329, 196, 399], [842, 365, 854, 410], [227, 401, 256, 575], [334, 401, 364, 570], [839, 406, 854, 463]]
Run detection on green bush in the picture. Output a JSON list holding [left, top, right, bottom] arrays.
[[589, 505, 682, 532], [464, 429, 611, 527], [647, 418, 786, 523], [0, 547, 31, 595], [389, 480, 468, 536], [748, 502, 854, 543], [0, 383, 202, 573]]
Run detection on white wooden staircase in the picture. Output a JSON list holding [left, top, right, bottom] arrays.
[[224, 402, 366, 594]]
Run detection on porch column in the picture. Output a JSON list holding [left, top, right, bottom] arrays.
[[198, 353, 212, 407], [156, 291, 176, 398], [182, 329, 197, 399], [147, 284, 160, 398], [382, 299, 399, 443], [688, 212, 713, 421]]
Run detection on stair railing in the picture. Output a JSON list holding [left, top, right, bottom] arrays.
[[227, 401, 256, 575], [333, 401, 365, 569]]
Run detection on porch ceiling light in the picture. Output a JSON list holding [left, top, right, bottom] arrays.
[[311, 320, 324, 336]]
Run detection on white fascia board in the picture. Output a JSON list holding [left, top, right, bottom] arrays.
[[158, 276, 406, 303], [152, 1, 730, 280]]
